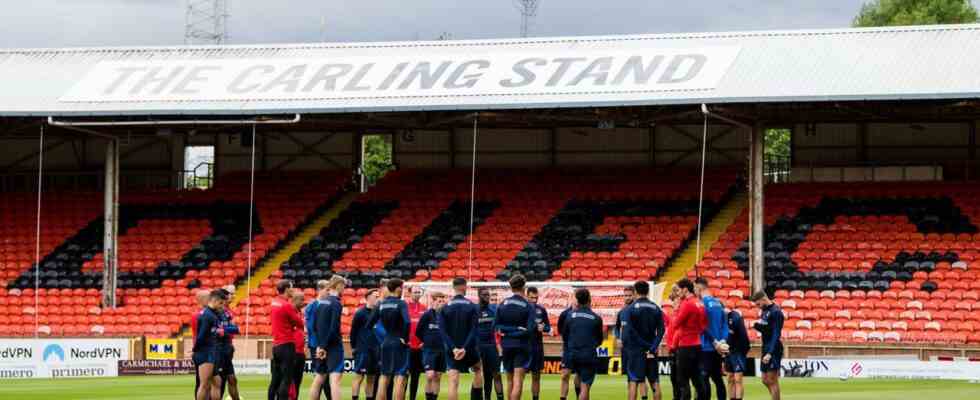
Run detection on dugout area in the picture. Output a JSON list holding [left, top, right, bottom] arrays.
[[1, 24, 980, 363]]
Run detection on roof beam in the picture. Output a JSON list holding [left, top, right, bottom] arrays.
[[2, 138, 72, 172]]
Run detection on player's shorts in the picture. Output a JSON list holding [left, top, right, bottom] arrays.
[[560, 350, 571, 370], [528, 346, 545, 373], [313, 345, 345, 374], [724, 352, 747, 374], [446, 347, 480, 372], [380, 341, 411, 376], [422, 348, 446, 373], [624, 350, 658, 383], [700, 350, 723, 376], [501, 346, 531, 373], [353, 348, 380, 375], [567, 353, 598, 385], [759, 344, 783, 373], [192, 349, 222, 366], [217, 348, 235, 377], [479, 345, 500, 373]]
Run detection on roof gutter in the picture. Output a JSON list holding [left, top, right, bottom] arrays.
[[47, 114, 302, 128]]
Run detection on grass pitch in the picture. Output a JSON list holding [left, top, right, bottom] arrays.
[[1, 374, 978, 399]]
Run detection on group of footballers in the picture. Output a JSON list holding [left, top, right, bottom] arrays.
[[189, 273, 784, 400], [613, 277, 785, 400]]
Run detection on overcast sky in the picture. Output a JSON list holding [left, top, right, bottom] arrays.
[[0, 0, 973, 48]]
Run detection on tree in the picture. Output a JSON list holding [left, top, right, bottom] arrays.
[[764, 128, 791, 160], [361, 135, 393, 186], [853, 0, 978, 27]]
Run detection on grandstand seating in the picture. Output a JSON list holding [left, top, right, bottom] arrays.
[[693, 182, 980, 345], [236, 167, 736, 336], [10, 168, 980, 346], [0, 171, 349, 337]]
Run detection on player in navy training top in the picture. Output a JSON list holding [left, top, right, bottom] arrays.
[[563, 289, 604, 400], [751, 291, 784, 400], [621, 281, 665, 400], [366, 278, 412, 400], [494, 275, 536, 400], [725, 308, 750, 400], [311, 275, 347, 400], [438, 278, 483, 400], [477, 288, 504, 400], [556, 305, 581, 400], [415, 292, 448, 400], [526, 287, 551, 400], [351, 289, 381, 400], [193, 290, 226, 400], [614, 286, 648, 400]]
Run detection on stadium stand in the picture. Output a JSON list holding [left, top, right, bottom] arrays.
[[18, 167, 979, 346], [0, 171, 350, 337], [690, 182, 980, 345]]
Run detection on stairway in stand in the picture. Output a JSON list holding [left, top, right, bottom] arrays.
[[229, 192, 359, 308], [658, 191, 747, 300]]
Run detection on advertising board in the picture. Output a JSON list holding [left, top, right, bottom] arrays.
[[0, 339, 129, 379]]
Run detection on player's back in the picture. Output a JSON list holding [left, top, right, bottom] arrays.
[[623, 298, 663, 351], [495, 294, 535, 349], [316, 296, 344, 348], [377, 296, 410, 344], [700, 295, 728, 351], [441, 294, 478, 348], [565, 307, 603, 355]]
